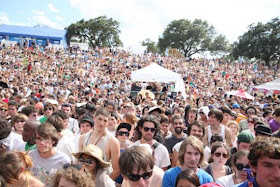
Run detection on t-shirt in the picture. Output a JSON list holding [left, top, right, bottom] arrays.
[[165, 133, 187, 153], [162, 167, 213, 187], [269, 119, 280, 133], [29, 148, 70, 173], [56, 135, 76, 162], [0, 132, 24, 151], [129, 140, 171, 168], [216, 173, 235, 187]]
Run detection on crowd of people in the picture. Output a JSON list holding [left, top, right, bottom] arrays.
[[0, 44, 280, 187]]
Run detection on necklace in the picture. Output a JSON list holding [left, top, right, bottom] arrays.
[[94, 132, 106, 145]]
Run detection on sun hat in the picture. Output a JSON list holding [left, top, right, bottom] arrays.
[[254, 122, 272, 136], [73, 144, 110, 167], [148, 106, 162, 114]]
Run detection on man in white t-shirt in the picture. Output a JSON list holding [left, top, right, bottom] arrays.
[[129, 115, 170, 171]]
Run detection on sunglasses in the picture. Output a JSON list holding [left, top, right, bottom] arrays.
[[63, 163, 83, 170], [118, 131, 129, 137], [199, 112, 204, 114], [235, 163, 250, 171], [214, 152, 228, 159], [232, 107, 240, 109], [45, 107, 53, 111], [247, 112, 255, 115], [0, 108, 7, 111], [143, 127, 156, 133], [126, 170, 153, 181], [79, 158, 93, 166]]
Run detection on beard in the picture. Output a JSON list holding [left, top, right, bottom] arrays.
[[175, 127, 183, 134]]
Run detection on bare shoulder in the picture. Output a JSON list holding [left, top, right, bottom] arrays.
[[108, 135, 119, 145]]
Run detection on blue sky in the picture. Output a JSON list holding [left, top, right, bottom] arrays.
[[1, 0, 279, 53]]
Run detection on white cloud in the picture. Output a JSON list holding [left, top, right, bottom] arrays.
[[0, 14, 10, 24], [69, 0, 280, 53], [32, 15, 63, 29], [48, 3, 59, 13], [55, 16, 64, 21], [32, 10, 44, 15]]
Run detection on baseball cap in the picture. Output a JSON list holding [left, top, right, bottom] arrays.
[[254, 122, 272, 136], [148, 106, 162, 114], [117, 122, 131, 132], [237, 131, 255, 143], [80, 115, 94, 127], [232, 103, 240, 108]]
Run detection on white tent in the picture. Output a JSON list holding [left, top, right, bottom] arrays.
[[131, 63, 186, 97], [251, 78, 280, 94]]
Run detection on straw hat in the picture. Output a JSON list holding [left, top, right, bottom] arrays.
[[73, 144, 110, 167]]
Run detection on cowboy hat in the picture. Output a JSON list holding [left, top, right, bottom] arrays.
[[73, 144, 110, 167]]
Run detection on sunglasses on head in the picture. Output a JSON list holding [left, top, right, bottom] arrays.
[[126, 170, 153, 181], [235, 163, 250, 171], [214, 152, 228, 159], [118, 131, 129, 137], [79, 158, 93, 166], [143, 127, 156, 133]]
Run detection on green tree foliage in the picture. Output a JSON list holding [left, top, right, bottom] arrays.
[[141, 38, 159, 53], [66, 16, 122, 48], [232, 17, 280, 65], [158, 19, 229, 57]]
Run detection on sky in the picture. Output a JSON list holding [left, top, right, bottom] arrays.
[[0, 0, 279, 53]]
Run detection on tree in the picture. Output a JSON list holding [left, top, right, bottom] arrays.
[[158, 19, 229, 57], [232, 17, 280, 66], [141, 38, 159, 53], [66, 16, 122, 48]]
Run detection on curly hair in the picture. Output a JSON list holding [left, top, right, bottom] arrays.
[[248, 136, 280, 168], [52, 167, 94, 187]]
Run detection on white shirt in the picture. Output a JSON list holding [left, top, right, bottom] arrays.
[[129, 140, 171, 168]]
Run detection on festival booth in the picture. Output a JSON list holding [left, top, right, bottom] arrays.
[[251, 78, 280, 95], [131, 63, 186, 98]]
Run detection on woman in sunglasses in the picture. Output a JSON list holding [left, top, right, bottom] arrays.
[[203, 142, 232, 181], [73, 144, 115, 187], [216, 150, 250, 187]]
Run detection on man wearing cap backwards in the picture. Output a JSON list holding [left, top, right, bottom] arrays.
[[78, 108, 120, 180], [236, 136, 280, 187], [130, 115, 170, 171], [231, 103, 246, 123]]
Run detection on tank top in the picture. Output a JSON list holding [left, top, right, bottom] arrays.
[[84, 131, 112, 162], [207, 125, 225, 146]]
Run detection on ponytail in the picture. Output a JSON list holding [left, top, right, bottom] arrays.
[[17, 151, 33, 169]]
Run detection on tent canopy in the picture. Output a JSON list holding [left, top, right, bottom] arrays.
[[251, 78, 280, 93], [131, 63, 186, 97], [131, 63, 181, 83]]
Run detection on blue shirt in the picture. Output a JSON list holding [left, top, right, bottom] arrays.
[[162, 167, 213, 187]]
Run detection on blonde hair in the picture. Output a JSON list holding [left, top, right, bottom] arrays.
[[227, 120, 240, 135], [0, 151, 33, 183]]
